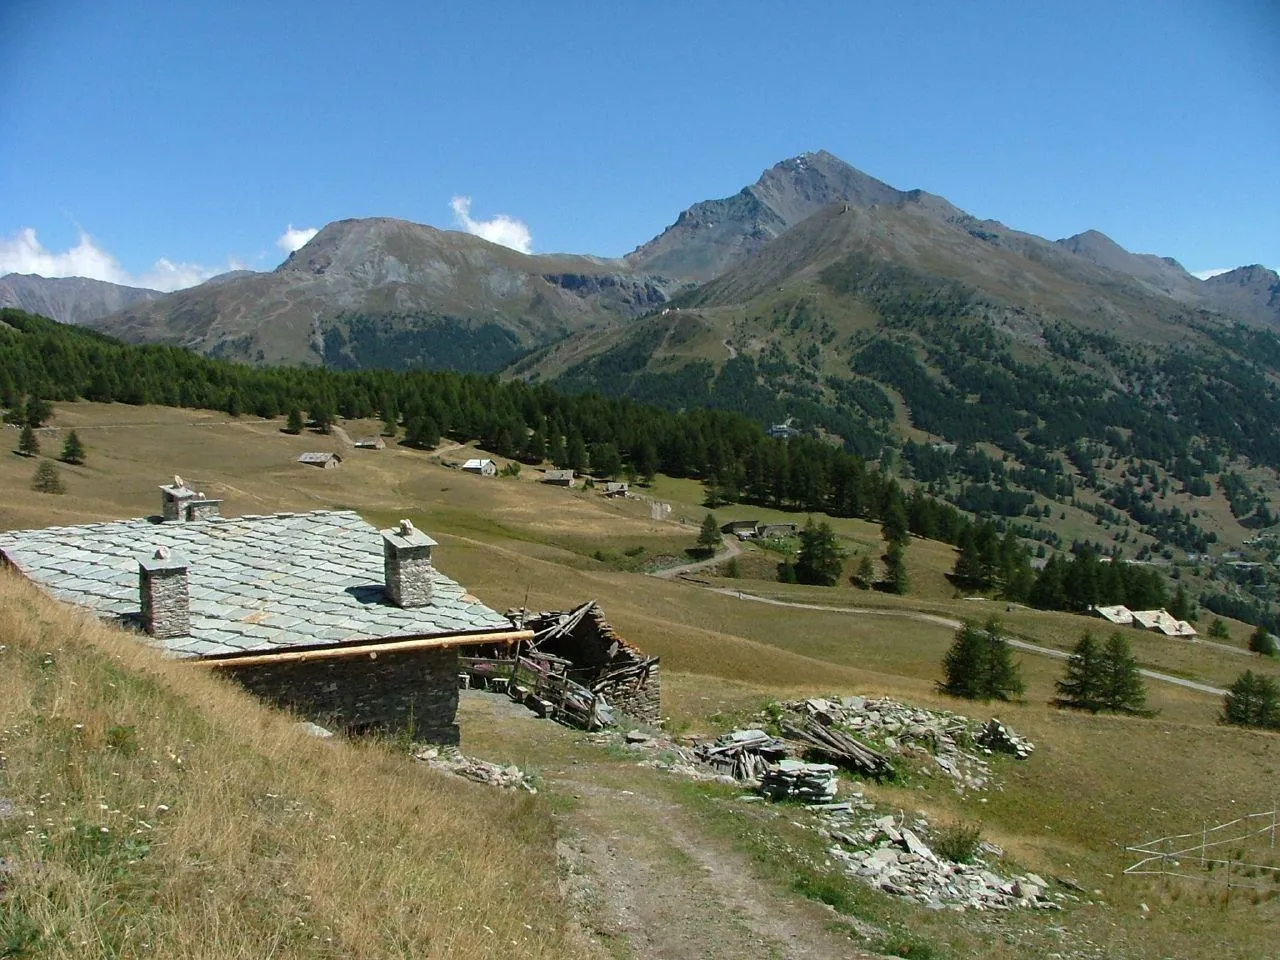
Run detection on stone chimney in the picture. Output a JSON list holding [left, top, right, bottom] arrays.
[[159, 475, 197, 522], [184, 492, 222, 522], [139, 547, 189, 639], [381, 519, 437, 608]]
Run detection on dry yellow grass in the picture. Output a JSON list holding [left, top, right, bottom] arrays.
[[0, 573, 581, 960]]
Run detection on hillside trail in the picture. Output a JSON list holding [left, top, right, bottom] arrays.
[[461, 692, 882, 960], [701, 587, 1227, 697], [648, 535, 742, 579]]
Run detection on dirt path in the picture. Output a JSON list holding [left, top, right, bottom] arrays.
[[459, 692, 878, 960], [556, 779, 878, 960], [648, 535, 742, 579]]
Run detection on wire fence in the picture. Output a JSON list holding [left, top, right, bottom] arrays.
[[1125, 808, 1280, 891]]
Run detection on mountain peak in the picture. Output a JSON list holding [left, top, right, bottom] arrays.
[[626, 150, 905, 281]]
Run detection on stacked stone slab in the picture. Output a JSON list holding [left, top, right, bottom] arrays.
[[759, 759, 839, 801]]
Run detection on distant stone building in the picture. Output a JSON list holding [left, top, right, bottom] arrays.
[[757, 522, 799, 539], [602, 481, 629, 497], [0, 484, 528, 741], [462, 458, 497, 476], [721, 519, 760, 538], [297, 452, 342, 468], [353, 437, 386, 450], [543, 469, 575, 487]]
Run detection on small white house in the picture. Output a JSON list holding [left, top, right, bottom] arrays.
[[462, 458, 497, 477]]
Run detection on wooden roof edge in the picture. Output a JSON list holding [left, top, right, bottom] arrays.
[[194, 628, 534, 669]]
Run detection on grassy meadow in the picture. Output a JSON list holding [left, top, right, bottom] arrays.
[[3, 401, 1280, 959]]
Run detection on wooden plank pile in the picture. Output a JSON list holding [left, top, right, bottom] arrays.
[[780, 717, 895, 780], [692, 728, 789, 780], [759, 758, 839, 801]]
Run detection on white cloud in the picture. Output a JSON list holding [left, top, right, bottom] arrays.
[[0, 227, 235, 293], [1192, 267, 1233, 280], [276, 224, 319, 253], [450, 196, 533, 254]]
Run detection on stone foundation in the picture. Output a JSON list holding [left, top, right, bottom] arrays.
[[224, 646, 461, 742]]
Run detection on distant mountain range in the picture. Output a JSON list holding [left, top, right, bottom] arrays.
[[7, 151, 1276, 371], [0, 273, 163, 327]]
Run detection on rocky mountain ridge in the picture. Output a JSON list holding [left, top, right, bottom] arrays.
[[0, 273, 163, 327]]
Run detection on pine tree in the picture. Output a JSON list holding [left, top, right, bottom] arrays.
[[795, 519, 844, 586], [881, 490, 909, 545], [1054, 632, 1107, 713], [980, 618, 1024, 702], [1098, 632, 1150, 715], [697, 512, 721, 553], [285, 407, 304, 435], [883, 539, 908, 595], [1208, 618, 1230, 641], [1221, 670, 1280, 729], [24, 395, 52, 427], [59, 430, 85, 465], [17, 424, 39, 457], [939, 622, 990, 700], [1248, 625, 1278, 657], [31, 460, 65, 494], [852, 554, 875, 589], [1168, 583, 1192, 621]]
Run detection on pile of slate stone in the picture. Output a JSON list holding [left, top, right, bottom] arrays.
[[759, 758, 839, 801], [774, 697, 1033, 794], [819, 807, 1065, 912], [413, 746, 538, 793]]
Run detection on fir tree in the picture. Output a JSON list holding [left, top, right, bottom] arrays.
[[284, 407, 304, 435], [17, 424, 39, 457], [696, 512, 722, 553], [59, 430, 85, 465], [1208, 618, 1230, 641], [852, 554, 875, 589], [883, 539, 908, 595], [795, 519, 844, 586], [1221, 670, 1280, 729], [24, 395, 52, 427], [309, 400, 333, 435], [1248, 625, 1278, 657], [1054, 632, 1107, 713], [1168, 583, 1192, 621], [939, 622, 990, 700], [979, 618, 1024, 702], [31, 459, 65, 494], [1098, 632, 1150, 715]]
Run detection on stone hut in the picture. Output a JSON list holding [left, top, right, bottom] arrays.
[[0, 485, 528, 742], [297, 452, 342, 468], [542, 469, 575, 487]]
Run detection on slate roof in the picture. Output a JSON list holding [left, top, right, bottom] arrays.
[[0, 510, 515, 660], [297, 452, 340, 464]]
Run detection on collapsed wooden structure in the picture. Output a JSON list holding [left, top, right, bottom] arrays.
[[460, 600, 660, 730]]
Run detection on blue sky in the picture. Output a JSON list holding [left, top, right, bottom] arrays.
[[1, 0, 1276, 290]]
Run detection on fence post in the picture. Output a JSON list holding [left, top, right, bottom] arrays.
[[1202, 822, 1207, 871]]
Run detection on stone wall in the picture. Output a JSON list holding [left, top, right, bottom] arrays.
[[605, 662, 662, 725], [225, 646, 461, 743]]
